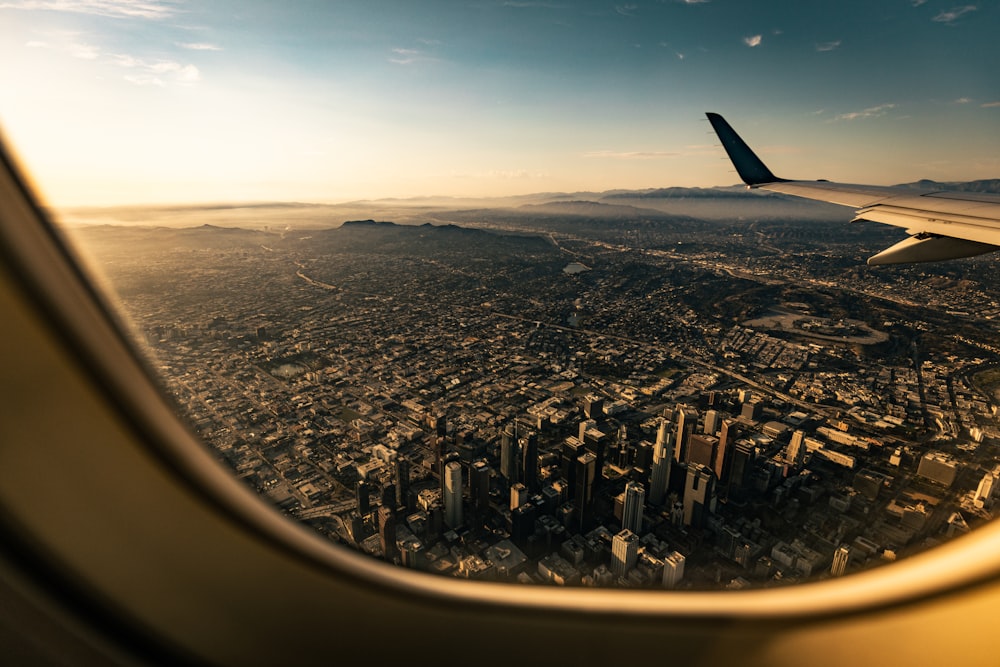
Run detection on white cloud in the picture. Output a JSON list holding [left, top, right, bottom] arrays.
[[108, 53, 141, 67], [110, 53, 199, 85], [176, 42, 221, 51], [21, 27, 198, 85], [616, 4, 638, 16], [388, 47, 438, 66], [744, 35, 762, 47], [658, 42, 686, 59], [835, 103, 896, 121], [981, 101, 1000, 108], [816, 40, 841, 52], [933, 5, 977, 24], [68, 42, 100, 58], [954, 97, 972, 104], [123, 73, 164, 86], [23, 35, 99, 59], [0, 0, 177, 19], [389, 47, 420, 65]]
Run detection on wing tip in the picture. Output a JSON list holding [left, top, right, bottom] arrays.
[[705, 113, 782, 186]]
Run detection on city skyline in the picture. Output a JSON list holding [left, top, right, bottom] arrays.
[[1, 1, 998, 206]]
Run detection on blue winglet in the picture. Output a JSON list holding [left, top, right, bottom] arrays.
[[706, 112, 785, 186]]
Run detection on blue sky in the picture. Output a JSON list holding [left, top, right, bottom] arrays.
[[1, 0, 997, 205]]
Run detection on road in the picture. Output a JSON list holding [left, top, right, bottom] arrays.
[[294, 499, 357, 520]]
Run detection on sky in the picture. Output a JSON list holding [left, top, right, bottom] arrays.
[[0, 0, 998, 206]]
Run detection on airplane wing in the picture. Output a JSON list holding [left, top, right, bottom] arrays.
[[706, 112, 1000, 265]]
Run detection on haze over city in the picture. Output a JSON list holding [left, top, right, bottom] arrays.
[[1, 0, 998, 206]]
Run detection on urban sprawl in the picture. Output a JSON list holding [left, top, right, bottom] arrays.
[[76, 201, 1000, 589]]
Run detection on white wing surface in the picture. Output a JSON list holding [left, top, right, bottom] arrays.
[[706, 112, 1000, 265]]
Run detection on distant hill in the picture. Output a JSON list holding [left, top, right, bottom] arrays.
[[71, 223, 280, 252], [71, 218, 558, 263], [340, 219, 542, 239], [340, 219, 398, 228], [605, 180, 1000, 199], [426, 202, 708, 236], [57, 179, 999, 233], [602, 186, 763, 200], [515, 200, 682, 218], [896, 179, 1000, 194], [313, 219, 555, 255]]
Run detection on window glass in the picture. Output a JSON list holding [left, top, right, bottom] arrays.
[[2, 1, 999, 590]]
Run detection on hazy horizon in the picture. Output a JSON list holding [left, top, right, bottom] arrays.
[[50, 182, 872, 230]]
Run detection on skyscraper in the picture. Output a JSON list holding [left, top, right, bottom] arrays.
[[831, 545, 851, 577], [683, 463, 716, 528], [649, 419, 674, 506], [611, 529, 639, 578], [622, 480, 645, 534], [378, 505, 397, 563], [510, 503, 537, 545], [560, 436, 583, 492], [355, 479, 370, 516], [439, 450, 460, 499], [662, 550, 686, 588], [574, 451, 597, 531], [581, 424, 608, 495], [724, 438, 755, 501], [470, 458, 491, 516], [704, 409, 721, 436], [521, 431, 539, 492], [740, 399, 762, 422], [444, 460, 463, 529], [500, 422, 518, 486], [786, 430, 806, 468], [716, 417, 738, 482], [583, 394, 604, 420], [430, 434, 444, 490], [674, 404, 698, 463], [395, 457, 410, 511], [687, 434, 719, 470], [400, 537, 425, 570], [975, 469, 998, 508], [430, 412, 447, 438], [655, 418, 670, 448], [510, 482, 528, 511], [633, 440, 652, 471]]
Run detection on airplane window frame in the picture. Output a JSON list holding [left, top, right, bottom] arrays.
[[3, 131, 1000, 626]]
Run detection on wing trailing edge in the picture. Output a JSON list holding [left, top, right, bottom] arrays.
[[867, 235, 1000, 266]]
